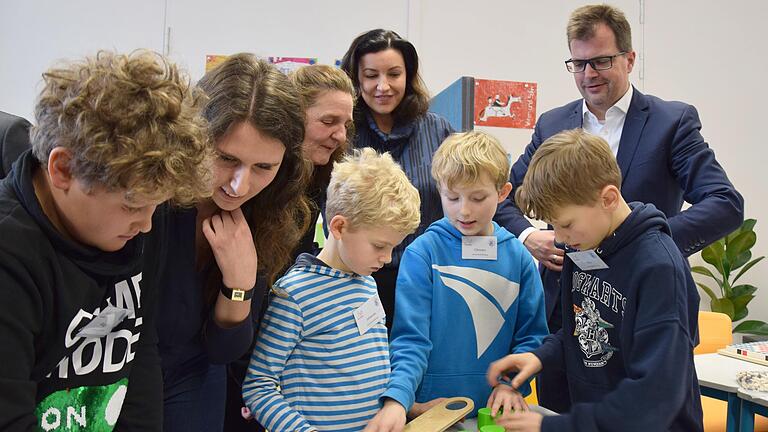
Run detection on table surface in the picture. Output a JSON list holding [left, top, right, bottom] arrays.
[[738, 387, 768, 407], [695, 353, 768, 393]]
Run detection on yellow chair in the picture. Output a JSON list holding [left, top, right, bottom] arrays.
[[695, 311, 733, 355], [696, 311, 768, 431], [524, 378, 538, 406]]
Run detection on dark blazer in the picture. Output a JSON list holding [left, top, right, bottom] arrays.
[[0, 111, 32, 178], [495, 87, 744, 320]]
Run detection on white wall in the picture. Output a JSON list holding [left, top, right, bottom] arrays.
[[0, 1, 166, 119], [163, 0, 410, 81], [641, 0, 768, 323], [2, 0, 767, 322]]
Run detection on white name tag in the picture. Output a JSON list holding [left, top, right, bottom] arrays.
[[566, 249, 609, 271], [75, 305, 131, 338], [461, 236, 498, 260], [353, 292, 386, 335]]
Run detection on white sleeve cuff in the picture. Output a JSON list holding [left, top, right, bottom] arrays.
[[517, 227, 537, 245]]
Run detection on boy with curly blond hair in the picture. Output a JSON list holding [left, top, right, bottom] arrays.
[[0, 51, 211, 430]]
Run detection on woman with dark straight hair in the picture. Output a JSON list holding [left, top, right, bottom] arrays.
[[341, 29, 453, 330]]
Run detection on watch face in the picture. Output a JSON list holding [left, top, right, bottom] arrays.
[[232, 290, 245, 301]]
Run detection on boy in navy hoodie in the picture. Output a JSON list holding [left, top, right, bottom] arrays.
[[487, 129, 703, 431], [366, 131, 548, 430], [0, 51, 211, 430]]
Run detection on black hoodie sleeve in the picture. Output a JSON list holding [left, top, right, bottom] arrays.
[[0, 258, 42, 431], [203, 278, 269, 364]]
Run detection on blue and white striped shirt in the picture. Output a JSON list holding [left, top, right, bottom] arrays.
[[242, 254, 390, 432]]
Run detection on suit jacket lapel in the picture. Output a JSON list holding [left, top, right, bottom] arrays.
[[570, 103, 583, 130], [616, 87, 649, 181]]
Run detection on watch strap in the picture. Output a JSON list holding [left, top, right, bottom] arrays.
[[220, 286, 253, 301]]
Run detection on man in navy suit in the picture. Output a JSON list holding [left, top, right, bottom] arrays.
[[495, 4, 744, 413]]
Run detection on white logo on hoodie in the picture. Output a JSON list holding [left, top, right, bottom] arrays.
[[432, 265, 519, 358]]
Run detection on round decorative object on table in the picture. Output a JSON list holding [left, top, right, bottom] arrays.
[[737, 370, 768, 392]]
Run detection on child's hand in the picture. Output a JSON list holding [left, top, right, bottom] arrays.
[[363, 399, 407, 432], [486, 352, 543, 389], [408, 397, 447, 419], [494, 410, 543, 432], [202, 207, 258, 291], [487, 384, 528, 417]]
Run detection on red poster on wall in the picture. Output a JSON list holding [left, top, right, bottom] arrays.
[[474, 79, 537, 129]]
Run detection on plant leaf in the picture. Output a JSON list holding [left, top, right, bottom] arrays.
[[722, 276, 732, 298], [726, 231, 756, 263], [734, 307, 749, 322], [742, 219, 757, 233], [731, 284, 758, 297], [733, 256, 766, 283], [734, 320, 768, 335], [726, 229, 741, 245], [711, 297, 735, 320], [730, 251, 752, 272], [701, 240, 725, 274], [696, 282, 719, 302], [690, 266, 723, 285], [730, 294, 754, 321]]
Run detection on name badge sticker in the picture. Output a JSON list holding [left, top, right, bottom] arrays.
[[353, 292, 386, 335], [75, 305, 131, 338], [461, 236, 498, 260], [566, 249, 609, 271]]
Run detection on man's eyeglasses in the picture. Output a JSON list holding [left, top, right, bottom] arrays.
[[565, 52, 626, 73]]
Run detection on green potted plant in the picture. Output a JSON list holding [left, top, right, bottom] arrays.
[[691, 219, 767, 335]]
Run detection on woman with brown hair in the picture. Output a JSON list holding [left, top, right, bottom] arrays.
[[157, 53, 311, 432], [289, 64, 355, 257], [341, 29, 454, 330]]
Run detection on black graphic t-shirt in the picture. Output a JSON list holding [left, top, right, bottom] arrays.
[[0, 151, 164, 431]]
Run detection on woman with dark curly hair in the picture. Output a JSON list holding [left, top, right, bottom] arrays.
[[157, 53, 312, 432], [341, 29, 454, 330]]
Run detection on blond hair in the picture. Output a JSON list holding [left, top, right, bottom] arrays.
[[515, 129, 622, 222], [568, 4, 632, 52], [326, 148, 420, 234], [31, 50, 212, 205], [432, 131, 510, 191]]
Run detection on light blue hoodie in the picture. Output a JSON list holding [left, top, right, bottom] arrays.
[[382, 217, 548, 416]]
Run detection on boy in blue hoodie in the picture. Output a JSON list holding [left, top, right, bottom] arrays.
[[366, 131, 549, 430], [487, 129, 703, 431]]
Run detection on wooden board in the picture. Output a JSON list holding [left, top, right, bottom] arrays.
[[719, 348, 768, 366], [404, 397, 474, 432]]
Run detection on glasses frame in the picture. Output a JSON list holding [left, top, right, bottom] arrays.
[[565, 52, 627, 73]]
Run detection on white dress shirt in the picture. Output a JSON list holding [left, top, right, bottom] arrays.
[[517, 85, 633, 246]]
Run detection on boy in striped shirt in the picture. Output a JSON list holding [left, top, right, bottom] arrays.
[[242, 148, 421, 431]]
